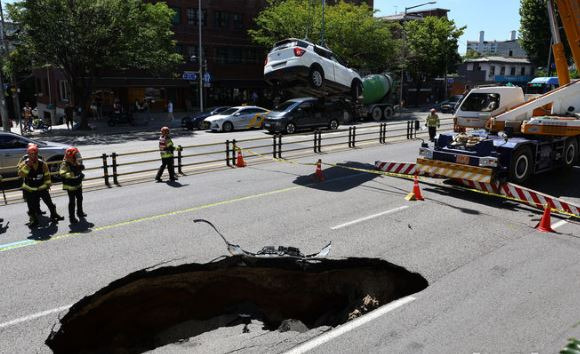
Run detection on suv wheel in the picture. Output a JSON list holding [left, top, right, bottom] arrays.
[[329, 119, 339, 130], [309, 67, 324, 88], [285, 122, 296, 134]]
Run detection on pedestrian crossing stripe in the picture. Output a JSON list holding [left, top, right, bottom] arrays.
[[416, 158, 493, 183]]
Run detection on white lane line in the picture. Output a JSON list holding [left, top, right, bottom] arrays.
[[552, 220, 568, 229], [0, 305, 72, 329], [331, 206, 409, 230], [284, 296, 416, 354]]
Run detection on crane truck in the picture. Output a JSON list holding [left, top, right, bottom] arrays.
[[417, 0, 580, 184]]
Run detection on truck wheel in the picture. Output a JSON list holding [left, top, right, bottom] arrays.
[[329, 119, 339, 130], [383, 107, 393, 119], [563, 138, 578, 167], [509, 146, 533, 183], [309, 67, 324, 88], [371, 107, 382, 121], [285, 122, 296, 134]]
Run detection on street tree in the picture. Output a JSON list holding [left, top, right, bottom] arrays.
[[7, 0, 182, 129], [519, 0, 551, 69], [403, 17, 465, 104], [249, 0, 399, 73]]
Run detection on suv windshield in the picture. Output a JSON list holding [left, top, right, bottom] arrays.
[[273, 101, 299, 112], [460, 93, 500, 112]]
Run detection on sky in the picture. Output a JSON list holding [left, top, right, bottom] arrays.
[[374, 0, 522, 54], [2, 0, 522, 55]]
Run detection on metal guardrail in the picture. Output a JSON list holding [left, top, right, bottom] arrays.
[[0, 118, 453, 204]]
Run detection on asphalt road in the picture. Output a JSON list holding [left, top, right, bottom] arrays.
[[0, 138, 578, 353]]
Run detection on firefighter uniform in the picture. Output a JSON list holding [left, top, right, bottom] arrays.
[[425, 110, 440, 142], [18, 153, 63, 226], [59, 148, 86, 223], [155, 127, 177, 182]]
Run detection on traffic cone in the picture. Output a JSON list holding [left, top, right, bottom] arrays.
[[314, 159, 325, 182], [236, 148, 246, 168], [535, 204, 554, 233], [405, 173, 424, 201]]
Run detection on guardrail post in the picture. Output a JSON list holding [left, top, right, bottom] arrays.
[[232, 139, 237, 166], [101, 153, 110, 187], [313, 131, 318, 153], [277, 135, 282, 158], [379, 123, 385, 144], [406, 121, 411, 139], [177, 145, 183, 174], [111, 152, 119, 185], [352, 126, 357, 147], [0, 175, 6, 205], [414, 120, 420, 139], [225, 140, 231, 167], [273, 135, 277, 158], [348, 127, 352, 148]]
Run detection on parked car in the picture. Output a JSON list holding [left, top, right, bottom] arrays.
[[181, 106, 230, 130], [263, 97, 342, 134], [204, 106, 269, 132], [0, 132, 70, 176], [433, 95, 464, 113], [264, 38, 363, 99]]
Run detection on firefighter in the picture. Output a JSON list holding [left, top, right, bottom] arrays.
[[155, 126, 177, 182], [18, 144, 64, 227], [425, 108, 440, 142], [59, 147, 86, 224]]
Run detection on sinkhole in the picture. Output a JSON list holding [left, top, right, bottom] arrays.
[[46, 255, 427, 353]]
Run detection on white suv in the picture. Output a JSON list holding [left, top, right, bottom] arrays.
[[264, 38, 362, 99]]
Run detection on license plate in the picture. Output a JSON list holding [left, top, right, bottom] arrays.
[[456, 155, 470, 164]]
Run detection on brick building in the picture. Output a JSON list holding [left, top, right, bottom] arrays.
[[33, 0, 374, 121]]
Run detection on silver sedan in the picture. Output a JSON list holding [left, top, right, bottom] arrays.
[[204, 106, 269, 132], [0, 132, 70, 176]]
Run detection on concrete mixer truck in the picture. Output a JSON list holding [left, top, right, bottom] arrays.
[[357, 73, 397, 121]]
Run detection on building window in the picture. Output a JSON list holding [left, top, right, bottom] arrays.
[[171, 7, 181, 25], [215, 11, 230, 28], [489, 65, 495, 78], [508, 50, 513, 57], [230, 47, 242, 64], [58, 80, 70, 102], [500, 66, 505, 75], [187, 8, 206, 26], [232, 13, 243, 29], [520, 67, 525, 76], [175, 44, 184, 56], [243, 48, 257, 64], [510, 67, 516, 76], [217, 47, 229, 64]]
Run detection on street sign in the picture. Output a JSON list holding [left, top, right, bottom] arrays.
[[182, 71, 197, 81], [203, 72, 212, 83]]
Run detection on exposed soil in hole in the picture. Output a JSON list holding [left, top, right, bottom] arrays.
[[46, 256, 428, 353]]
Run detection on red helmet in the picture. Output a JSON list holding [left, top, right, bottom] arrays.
[[430, 108, 436, 113], [27, 143, 39, 154], [161, 126, 170, 134], [65, 147, 79, 159]]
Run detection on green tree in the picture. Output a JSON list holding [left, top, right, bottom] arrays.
[[249, 0, 399, 72], [403, 17, 464, 103], [7, 0, 182, 129], [464, 49, 481, 60], [519, 0, 551, 69]]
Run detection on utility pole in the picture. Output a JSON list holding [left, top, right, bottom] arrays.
[[0, 0, 9, 132], [198, 0, 204, 112], [0, 0, 20, 133]]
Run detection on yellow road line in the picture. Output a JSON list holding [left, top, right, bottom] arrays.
[[0, 186, 301, 253]]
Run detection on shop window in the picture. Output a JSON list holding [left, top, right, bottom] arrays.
[[520, 67, 525, 75], [489, 65, 495, 78], [171, 7, 181, 25], [510, 67, 516, 76], [500, 66, 505, 75], [215, 11, 230, 28], [232, 13, 243, 29], [187, 8, 206, 26]]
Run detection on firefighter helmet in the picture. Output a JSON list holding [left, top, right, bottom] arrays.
[[65, 147, 79, 159], [161, 126, 170, 134], [27, 143, 39, 155]]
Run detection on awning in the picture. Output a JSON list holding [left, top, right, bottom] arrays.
[[529, 77, 559, 85]]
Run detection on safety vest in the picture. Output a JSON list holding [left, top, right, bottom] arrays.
[[425, 113, 440, 128], [59, 161, 83, 191], [159, 136, 174, 159], [19, 159, 51, 192]]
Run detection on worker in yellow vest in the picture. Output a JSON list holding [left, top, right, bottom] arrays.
[[18, 144, 64, 227], [155, 126, 177, 182], [59, 147, 86, 224], [425, 108, 440, 142]]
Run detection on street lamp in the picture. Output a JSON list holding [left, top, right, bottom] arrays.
[[399, 1, 436, 113]]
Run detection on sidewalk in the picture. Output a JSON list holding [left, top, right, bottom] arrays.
[[9, 112, 190, 140]]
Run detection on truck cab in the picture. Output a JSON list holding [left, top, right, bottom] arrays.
[[455, 86, 525, 128]]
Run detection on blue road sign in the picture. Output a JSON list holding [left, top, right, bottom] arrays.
[[182, 71, 197, 81]]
